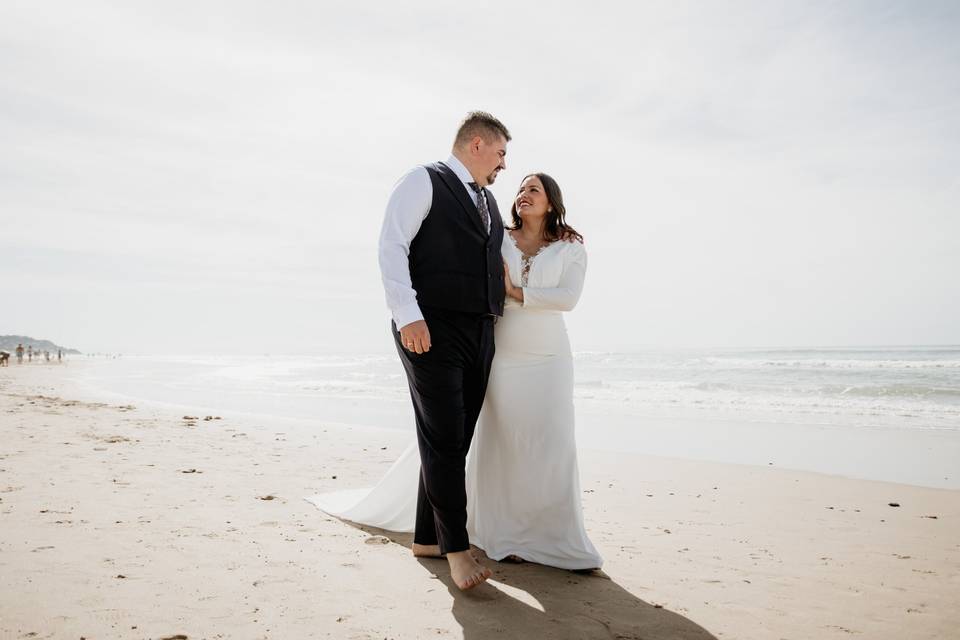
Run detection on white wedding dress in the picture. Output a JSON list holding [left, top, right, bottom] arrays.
[[306, 233, 602, 570]]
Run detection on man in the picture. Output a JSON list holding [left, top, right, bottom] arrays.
[[16, 343, 24, 364], [379, 111, 509, 590]]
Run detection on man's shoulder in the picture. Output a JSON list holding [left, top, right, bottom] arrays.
[[391, 165, 431, 190], [396, 162, 449, 181], [423, 161, 454, 176], [400, 164, 431, 177]]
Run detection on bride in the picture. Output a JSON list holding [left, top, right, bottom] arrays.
[[307, 173, 602, 571]]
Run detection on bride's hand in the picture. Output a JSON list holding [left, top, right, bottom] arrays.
[[503, 261, 523, 302]]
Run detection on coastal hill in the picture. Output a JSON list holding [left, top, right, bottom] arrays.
[[0, 335, 81, 355]]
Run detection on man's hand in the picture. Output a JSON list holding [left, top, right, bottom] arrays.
[[399, 320, 431, 354], [503, 260, 523, 302]]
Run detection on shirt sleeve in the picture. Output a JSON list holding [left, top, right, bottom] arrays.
[[378, 166, 432, 329], [522, 242, 587, 312]]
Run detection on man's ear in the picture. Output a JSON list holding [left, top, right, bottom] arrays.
[[471, 135, 484, 154]]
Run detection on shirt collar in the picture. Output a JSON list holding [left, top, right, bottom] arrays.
[[444, 154, 477, 189]]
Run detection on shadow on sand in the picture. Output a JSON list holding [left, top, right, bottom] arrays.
[[354, 524, 718, 640]]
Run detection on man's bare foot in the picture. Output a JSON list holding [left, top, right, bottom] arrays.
[[447, 550, 491, 590], [412, 543, 444, 558]]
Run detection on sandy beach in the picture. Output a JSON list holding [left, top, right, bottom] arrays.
[[1, 362, 958, 640]]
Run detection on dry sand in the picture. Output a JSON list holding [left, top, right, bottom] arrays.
[[1, 364, 958, 639]]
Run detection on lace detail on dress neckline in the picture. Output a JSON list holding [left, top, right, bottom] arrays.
[[507, 231, 557, 287], [520, 254, 533, 287]]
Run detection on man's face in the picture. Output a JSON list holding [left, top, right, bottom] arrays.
[[475, 134, 507, 186]]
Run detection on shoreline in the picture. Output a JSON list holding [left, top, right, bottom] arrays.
[[1, 364, 958, 639], [55, 358, 960, 490]]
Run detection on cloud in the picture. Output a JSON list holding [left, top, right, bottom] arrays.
[[1, 1, 957, 351]]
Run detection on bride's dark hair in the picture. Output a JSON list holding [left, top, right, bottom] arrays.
[[508, 173, 583, 243]]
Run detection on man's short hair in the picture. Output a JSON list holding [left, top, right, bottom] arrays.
[[454, 111, 511, 148]]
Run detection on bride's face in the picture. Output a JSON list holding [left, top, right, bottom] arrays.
[[515, 176, 550, 219]]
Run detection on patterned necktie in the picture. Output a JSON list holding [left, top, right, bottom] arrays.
[[468, 182, 490, 234]]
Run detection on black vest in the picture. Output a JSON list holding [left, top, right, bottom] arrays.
[[409, 162, 505, 316]]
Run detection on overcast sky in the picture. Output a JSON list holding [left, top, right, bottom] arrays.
[[1, 1, 958, 354]]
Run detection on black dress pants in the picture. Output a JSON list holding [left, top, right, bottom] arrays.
[[392, 306, 495, 554]]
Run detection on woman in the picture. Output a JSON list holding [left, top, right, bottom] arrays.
[[307, 173, 602, 570], [465, 172, 600, 570]]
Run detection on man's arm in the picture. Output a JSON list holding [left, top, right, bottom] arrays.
[[377, 166, 433, 353]]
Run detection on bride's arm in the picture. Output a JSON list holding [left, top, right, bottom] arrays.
[[516, 243, 587, 312]]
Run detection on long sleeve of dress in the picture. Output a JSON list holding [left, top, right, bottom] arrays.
[[522, 242, 587, 312]]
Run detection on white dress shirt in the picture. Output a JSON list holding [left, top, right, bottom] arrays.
[[378, 154, 492, 329]]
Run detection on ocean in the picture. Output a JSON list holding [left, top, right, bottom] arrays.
[[65, 346, 960, 488]]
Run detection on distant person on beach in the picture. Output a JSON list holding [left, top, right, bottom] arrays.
[[58, 349, 62, 363], [27, 345, 33, 362], [16, 344, 24, 364]]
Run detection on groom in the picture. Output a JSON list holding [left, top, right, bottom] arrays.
[[378, 111, 509, 590]]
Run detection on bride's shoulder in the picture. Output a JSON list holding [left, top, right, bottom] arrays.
[[560, 237, 587, 260]]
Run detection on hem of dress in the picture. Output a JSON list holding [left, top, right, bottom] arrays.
[[474, 543, 603, 571]]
